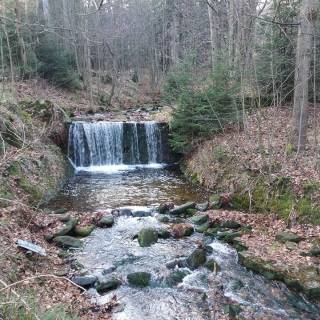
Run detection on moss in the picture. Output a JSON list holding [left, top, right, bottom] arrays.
[[7, 162, 21, 176], [18, 177, 42, 202]]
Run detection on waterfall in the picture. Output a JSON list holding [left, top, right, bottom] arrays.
[[68, 121, 166, 169]]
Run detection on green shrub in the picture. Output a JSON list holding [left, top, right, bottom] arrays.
[[36, 35, 81, 90], [165, 62, 240, 153]]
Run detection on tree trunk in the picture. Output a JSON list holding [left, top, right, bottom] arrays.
[[292, 0, 318, 152]]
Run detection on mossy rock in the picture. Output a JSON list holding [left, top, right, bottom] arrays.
[[157, 228, 171, 239], [98, 215, 114, 228], [186, 208, 197, 216], [127, 272, 151, 287], [276, 232, 302, 243], [217, 231, 242, 244], [53, 208, 69, 215], [18, 177, 42, 201], [138, 228, 158, 247], [187, 249, 207, 270], [195, 221, 210, 233], [170, 202, 196, 215], [220, 220, 241, 229], [204, 227, 220, 237], [54, 218, 78, 237], [53, 236, 83, 249], [165, 270, 189, 287], [96, 277, 121, 293], [157, 215, 170, 223], [74, 224, 95, 237], [157, 203, 172, 214], [190, 214, 209, 225]]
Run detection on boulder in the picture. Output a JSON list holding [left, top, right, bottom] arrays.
[[72, 275, 97, 288], [97, 215, 114, 228], [138, 228, 158, 247], [170, 202, 196, 215], [74, 225, 95, 237], [217, 231, 242, 244], [165, 270, 189, 287], [119, 208, 133, 216], [195, 202, 209, 212], [187, 249, 207, 270], [53, 236, 83, 249], [204, 227, 220, 237], [157, 228, 171, 239], [96, 277, 121, 293], [220, 220, 241, 229], [195, 221, 210, 233], [127, 272, 151, 287], [53, 208, 68, 215], [157, 202, 174, 214], [54, 218, 77, 237], [190, 214, 209, 225], [132, 210, 151, 218], [172, 224, 194, 238], [276, 232, 302, 243]]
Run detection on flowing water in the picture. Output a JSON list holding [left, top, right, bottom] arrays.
[[53, 121, 320, 320]]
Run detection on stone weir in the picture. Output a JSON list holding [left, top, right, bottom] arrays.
[[67, 121, 175, 168]]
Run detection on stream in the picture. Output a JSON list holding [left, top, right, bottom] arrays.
[[51, 121, 320, 320]]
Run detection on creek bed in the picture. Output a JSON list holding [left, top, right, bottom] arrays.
[[51, 167, 320, 320]]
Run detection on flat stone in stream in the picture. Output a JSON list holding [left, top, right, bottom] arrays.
[[138, 228, 158, 247], [170, 202, 196, 215], [187, 249, 207, 270], [276, 232, 303, 243], [72, 275, 97, 288], [127, 272, 151, 287], [190, 214, 209, 225], [96, 277, 121, 293], [132, 210, 151, 218], [166, 258, 187, 269], [53, 236, 83, 248], [97, 215, 114, 228], [195, 202, 210, 212]]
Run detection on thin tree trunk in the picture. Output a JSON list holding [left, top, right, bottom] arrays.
[[292, 0, 318, 152]]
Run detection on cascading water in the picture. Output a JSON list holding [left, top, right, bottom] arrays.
[[68, 121, 166, 170]]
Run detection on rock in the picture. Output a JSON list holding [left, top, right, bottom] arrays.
[[205, 259, 220, 273], [58, 214, 71, 223], [97, 215, 114, 228], [220, 220, 241, 229], [204, 245, 213, 254], [157, 228, 171, 239], [127, 272, 151, 287], [190, 214, 209, 225], [209, 194, 221, 209], [53, 236, 83, 249], [102, 265, 117, 275], [166, 270, 189, 286], [132, 211, 151, 218], [285, 241, 298, 251], [276, 232, 302, 243], [138, 228, 158, 247], [53, 208, 68, 215], [185, 208, 197, 216], [158, 202, 174, 214], [72, 275, 97, 288], [16, 240, 46, 256], [309, 246, 320, 257], [217, 231, 242, 244], [195, 221, 210, 233], [54, 218, 77, 237], [157, 215, 170, 223], [204, 227, 220, 237], [170, 202, 196, 215], [166, 258, 187, 269], [172, 224, 194, 238], [195, 202, 209, 212], [96, 277, 121, 293], [187, 249, 207, 270], [74, 225, 95, 237], [119, 208, 133, 216]]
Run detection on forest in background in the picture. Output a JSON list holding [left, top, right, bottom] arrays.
[[0, 0, 319, 153]]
